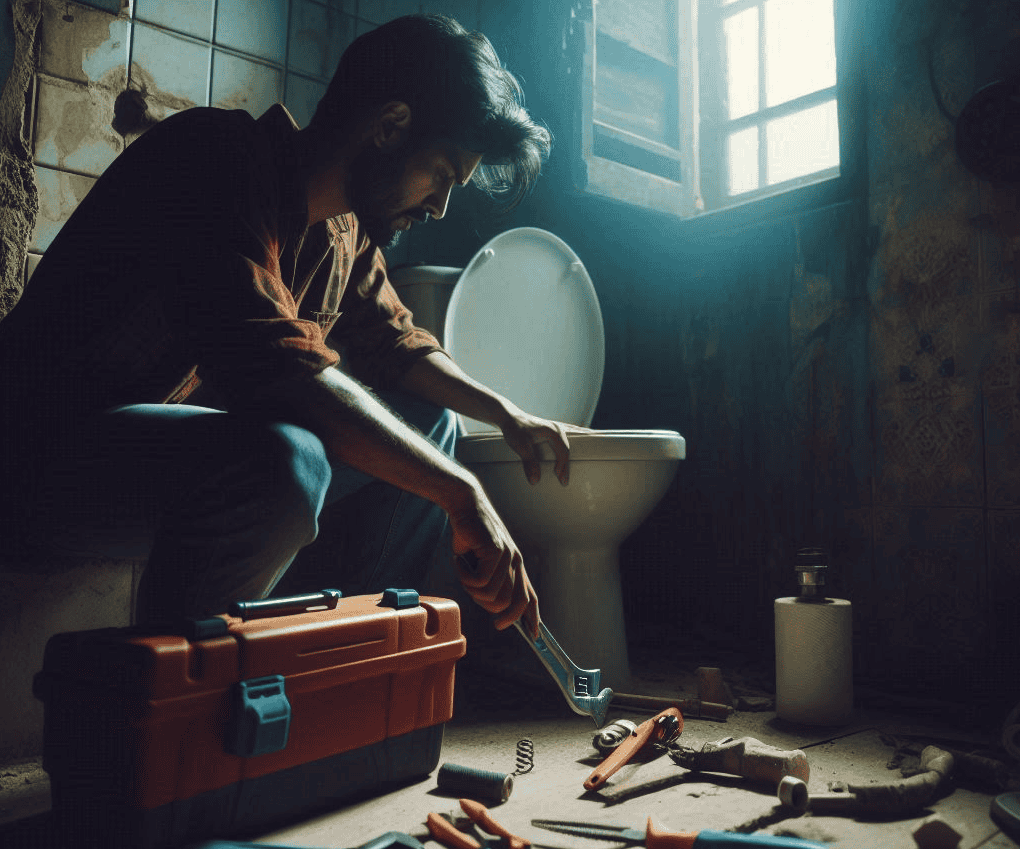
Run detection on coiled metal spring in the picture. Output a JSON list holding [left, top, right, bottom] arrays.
[[513, 738, 534, 775]]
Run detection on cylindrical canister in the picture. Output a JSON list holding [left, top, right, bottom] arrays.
[[775, 597, 853, 725], [436, 762, 514, 803]]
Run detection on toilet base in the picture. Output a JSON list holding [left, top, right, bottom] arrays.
[[527, 543, 631, 691]]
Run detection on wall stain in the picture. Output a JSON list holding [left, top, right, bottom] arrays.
[[40, 0, 126, 91]]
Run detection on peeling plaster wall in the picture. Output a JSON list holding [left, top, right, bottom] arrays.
[[0, 1, 40, 321]]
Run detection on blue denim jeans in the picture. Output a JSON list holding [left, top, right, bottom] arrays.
[[28, 389, 457, 623]]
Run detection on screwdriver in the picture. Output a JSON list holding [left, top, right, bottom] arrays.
[[532, 817, 826, 849]]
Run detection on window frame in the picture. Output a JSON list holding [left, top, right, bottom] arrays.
[[570, 0, 857, 224], [573, 0, 702, 217]]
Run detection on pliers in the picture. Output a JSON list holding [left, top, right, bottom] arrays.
[[584, 707, 684, 791], [427, 798, 532, 849]]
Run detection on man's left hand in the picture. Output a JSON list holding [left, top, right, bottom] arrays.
[[499, 412, 593, 486]]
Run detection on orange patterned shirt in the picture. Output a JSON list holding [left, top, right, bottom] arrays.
[[0, 104, 443, 442]]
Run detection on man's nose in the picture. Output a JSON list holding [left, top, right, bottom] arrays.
[[426, 184, 454, 220]]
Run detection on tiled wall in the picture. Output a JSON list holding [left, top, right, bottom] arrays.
[[28, 0, 482, 263]]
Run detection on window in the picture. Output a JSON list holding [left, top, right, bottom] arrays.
[[571, 0, 840, 218]]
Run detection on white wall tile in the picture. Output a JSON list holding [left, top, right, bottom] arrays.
[[34, 75, 123, 176], [211, 51, 283, 117], [284, 74, 327, 127], [358, 0, 422, 25], [134, 0, 213, 41], [76, 0, 123, 13], [39, 0, 129, 88], [421, 0, 479, 30], [215, 0, 288, 63], [31, 166, 96, 253], [289, 0, 352, 80], [131, 22, 210, 108]]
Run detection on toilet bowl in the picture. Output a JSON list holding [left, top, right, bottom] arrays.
[[390, 228, 685, 688]]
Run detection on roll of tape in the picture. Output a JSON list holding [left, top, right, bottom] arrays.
[[437, 763, 514, 803], [775, 597, 853, 726]]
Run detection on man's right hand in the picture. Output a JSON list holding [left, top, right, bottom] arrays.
[[448, 486, 540, 637], [256, 369, 541, 632]]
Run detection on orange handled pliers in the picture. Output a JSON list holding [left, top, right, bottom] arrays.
[[427, 799, 532, 849], [583, 707, 684, 791]]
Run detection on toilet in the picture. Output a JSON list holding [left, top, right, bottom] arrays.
[[390, 228, 685, 689]]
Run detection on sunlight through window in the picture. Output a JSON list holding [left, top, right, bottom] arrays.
[[577, 0, 843, 216], [766, 99, 840, 185], [724, 7, 758, 120], [723, 0, 839, 197], [765, 0, 837, 108]]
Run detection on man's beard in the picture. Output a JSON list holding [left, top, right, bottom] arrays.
[[346, 144, 427, 249]]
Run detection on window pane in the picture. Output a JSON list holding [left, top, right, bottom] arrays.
[[724, 7, 759, 120], [765, 0, 836, 108], [765, 100, 839, 184], [727, 126, 759, 194]]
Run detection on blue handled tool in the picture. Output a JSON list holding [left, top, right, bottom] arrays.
[[188, 832, 427, 849], [531, 818, 827, 849]]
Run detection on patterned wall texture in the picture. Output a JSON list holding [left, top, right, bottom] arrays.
[[470, 0, 1020, 708]]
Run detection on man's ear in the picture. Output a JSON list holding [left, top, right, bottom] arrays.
[[373, 101, 411, 151]]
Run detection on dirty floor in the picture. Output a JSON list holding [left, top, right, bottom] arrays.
[[1, 627, 1017, 849]]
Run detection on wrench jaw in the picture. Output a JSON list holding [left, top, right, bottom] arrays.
[[573, 685, 613, 729], [514, 620, 614, 727]]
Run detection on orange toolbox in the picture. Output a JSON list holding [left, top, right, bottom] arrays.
[[33, 589, 466, 848]]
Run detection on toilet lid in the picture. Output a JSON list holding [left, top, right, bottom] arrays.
[[445, 228, 605, 434]]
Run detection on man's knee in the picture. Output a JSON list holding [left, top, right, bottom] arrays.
[[433, 407, 458, 455], [255, 422, 332, 527], [375, 389, 459, 456]]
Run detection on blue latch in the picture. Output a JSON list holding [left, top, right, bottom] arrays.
[[226, 675, 291, 757], [380, 588, 420, 609]]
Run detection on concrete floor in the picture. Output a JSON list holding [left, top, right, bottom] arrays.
[[1, 628, 1017, 849]]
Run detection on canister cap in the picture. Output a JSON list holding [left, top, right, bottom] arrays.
[[795, 547, 828, 598]]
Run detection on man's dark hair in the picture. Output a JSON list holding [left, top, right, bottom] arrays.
[[310, 14, 551, 210]]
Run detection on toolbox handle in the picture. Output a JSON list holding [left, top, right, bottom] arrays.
[[229, 589, 343, 621]]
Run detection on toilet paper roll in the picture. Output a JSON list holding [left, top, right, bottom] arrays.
[[775, 597, 853, 726]]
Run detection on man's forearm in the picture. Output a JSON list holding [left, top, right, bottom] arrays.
[[261, 365, 479, 514], [400, 351, 518, 428]]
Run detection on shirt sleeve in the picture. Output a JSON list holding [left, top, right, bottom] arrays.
[[158, 114, 340, 402], [328, 226, 446, 389]]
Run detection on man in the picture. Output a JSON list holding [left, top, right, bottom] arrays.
[[0, 15, 573, 635]]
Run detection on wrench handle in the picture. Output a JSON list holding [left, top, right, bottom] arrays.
[[513, 620, 612, 726], [584, 708, 683, 791]]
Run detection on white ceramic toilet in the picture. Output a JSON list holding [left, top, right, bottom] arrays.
[[390, 228, 685, 689]]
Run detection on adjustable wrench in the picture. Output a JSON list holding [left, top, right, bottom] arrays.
[[456, 551, 612, 726], [514, 619, 613, 727]]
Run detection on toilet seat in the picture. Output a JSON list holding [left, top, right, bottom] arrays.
[[456, 430, 686, 464], [444, 228, 605, 434]]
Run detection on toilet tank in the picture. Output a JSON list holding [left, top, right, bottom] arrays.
[[388, 265, 462, 344]]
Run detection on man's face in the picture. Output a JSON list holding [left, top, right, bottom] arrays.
[[347, 140, 483, 248]]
